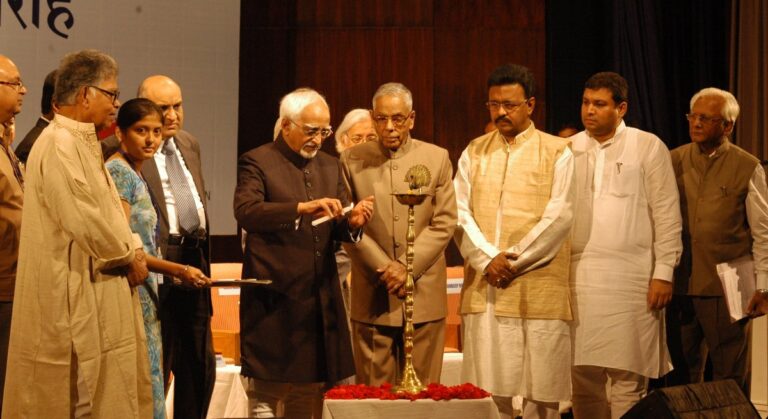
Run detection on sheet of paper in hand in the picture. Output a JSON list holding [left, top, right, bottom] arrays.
[[311, 204, 354, 226], [716, 255, 756, 322]]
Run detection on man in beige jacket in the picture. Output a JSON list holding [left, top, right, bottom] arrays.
[[341, 82, 457, 386]]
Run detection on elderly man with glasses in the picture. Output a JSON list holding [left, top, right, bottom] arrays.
[[665, 87, 768, 397], [340, 82, 457, 387], [234, 88, 373, 418], [3, 49, 153, 418]]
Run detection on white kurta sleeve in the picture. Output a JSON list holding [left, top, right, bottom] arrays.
[[453, 148, 500, 272], [746, 164, 768, 289], [507, 147, 575, 274], [644, 137, 683, 282]]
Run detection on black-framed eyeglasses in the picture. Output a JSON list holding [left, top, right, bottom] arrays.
[[0, 80, 25, 92], [485, 100, 529, 112], [288, 119, 333, 139], [88, 85, 120, 105], [685, 113, 724, 125], [372, 112, 413, 128]]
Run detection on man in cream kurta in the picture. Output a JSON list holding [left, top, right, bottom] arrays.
[[2, 50, 152, 419], [570, 72, 682, 419], [455, 64, 575, 419]]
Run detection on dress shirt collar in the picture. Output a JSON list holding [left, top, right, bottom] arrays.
[[275, 134, 310, 168], [587, 120, 626, 149], [378, 135, 413, 160], [160, 136, 177, 152]]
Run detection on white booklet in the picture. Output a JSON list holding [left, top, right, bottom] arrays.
[[716, 255, 756, 322]]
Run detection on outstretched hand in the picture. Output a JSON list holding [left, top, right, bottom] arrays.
[[348, 196, 374, 229]]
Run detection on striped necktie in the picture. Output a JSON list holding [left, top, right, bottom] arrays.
[[162, 139, 201, 236]]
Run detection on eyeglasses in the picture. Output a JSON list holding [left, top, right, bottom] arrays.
[[0, 80, 25, 92], [685, 113, 724, 125], [485, 100, 529, 112], [88, 85, 120, 105], [348, 134, 378, 145], [372, 112, 413, 128], [288, 119, 333, 139]]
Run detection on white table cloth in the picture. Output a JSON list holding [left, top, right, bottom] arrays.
[[322, 397, 500, 419]]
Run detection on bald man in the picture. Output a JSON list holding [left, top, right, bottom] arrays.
[[0, 54, 25, 412], [103, 75, 214, 418]]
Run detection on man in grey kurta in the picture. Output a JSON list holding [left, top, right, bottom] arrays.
[[234, 88, 373, 418], [667, 87, 768, 396]]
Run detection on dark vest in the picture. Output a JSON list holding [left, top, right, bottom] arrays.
[[671, 140, 758, 296]]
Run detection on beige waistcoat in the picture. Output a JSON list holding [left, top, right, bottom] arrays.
[[460, 127, 572, 320]]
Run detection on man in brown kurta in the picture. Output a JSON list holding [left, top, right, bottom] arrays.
[[667, 87, 768, 396], [341, 82, 457, 386], [0, 54, 26, 412], [3, 49, 153, 418]]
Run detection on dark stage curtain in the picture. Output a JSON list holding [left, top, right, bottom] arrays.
[[546, 0, 730, 150], [611, 0, 731, 149]]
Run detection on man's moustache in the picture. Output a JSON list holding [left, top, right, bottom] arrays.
[[495, 116, 511, 124]]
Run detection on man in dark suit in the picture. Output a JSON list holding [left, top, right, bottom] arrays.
[[104, 75, 215, 418], [14, 69, 56, 163], [234, 88, 373, 418]]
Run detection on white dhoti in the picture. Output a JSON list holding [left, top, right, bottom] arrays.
[[461, 287, 571, 402]]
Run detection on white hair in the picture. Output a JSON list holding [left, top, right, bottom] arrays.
[[690, 87, 740, 122], [335, 108, 372, 153], [272, 117, 282, 141], [372, 82, 413, 111], [279, 87, 328, 123]]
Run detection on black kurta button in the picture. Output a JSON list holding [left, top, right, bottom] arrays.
[[315, 250, 321, 257], [304, 169, 310, 175], [314, 236, 320, 243], [306, 181, 312, 188]]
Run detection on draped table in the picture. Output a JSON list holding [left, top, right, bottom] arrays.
[[322, 397, 500, 419]]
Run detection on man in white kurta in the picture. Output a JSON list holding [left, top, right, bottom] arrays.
[[2, 50, 152, 419], [455, 64, 575, 419], [570, 72, 682, 419]]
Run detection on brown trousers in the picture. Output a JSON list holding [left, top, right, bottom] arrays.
[[666, 295, 752, 395], [352, 318, 445, 386]]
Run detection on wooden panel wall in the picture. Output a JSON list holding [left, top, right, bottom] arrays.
[[239, 0, 547, 166]]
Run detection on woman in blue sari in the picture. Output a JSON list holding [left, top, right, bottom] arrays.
[[106, 98, 211, 419]]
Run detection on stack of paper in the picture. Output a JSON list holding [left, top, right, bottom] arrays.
[[716, 256, 756, 322]]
